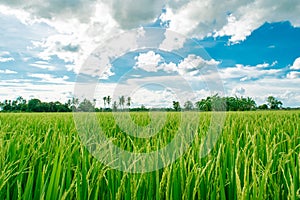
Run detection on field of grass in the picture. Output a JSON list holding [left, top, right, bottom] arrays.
[[0, 111, 299, 199]]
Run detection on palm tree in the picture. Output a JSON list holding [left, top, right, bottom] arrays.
[[267, 96, 282, 109], [119, 96, 125, 110], [127, 97, 131, 108], [71, 97, 79, 111], [173, 101, 181, 111], [107, 96, 111, 108], [113, 101, 118, 111], [103, 96, 107, 108], [184, 100, 193, 111]]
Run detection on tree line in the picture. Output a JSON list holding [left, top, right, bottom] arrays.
[[0, 95, 294, 113]]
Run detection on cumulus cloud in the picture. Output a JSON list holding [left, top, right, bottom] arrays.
[[223, 77, 300, 107], [161, 0, 300, 44], [232, 87, 246, 96], [133, 51, 220, 76], [1, 0, 300, 54], [159, 62, 177, 73], [134, 51, 163, 72], [107, 0, 164, 29], [26, 2, 119, 74], [177, 54, 220, 76], [287, 71, 300, 79], [0, 0, 97, 23], [290, 57, 300, 70]]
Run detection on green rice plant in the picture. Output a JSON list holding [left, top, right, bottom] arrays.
[[0, 111, 299, 199]]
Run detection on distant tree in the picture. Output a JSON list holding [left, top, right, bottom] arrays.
[[103, 96, 107, 108], [119, 96, 125, 110], [239, 97, 256, 111], [127, 97, 131, 108], [28, 99, 42, 112], [0, 101, 4, 111], [78, 99, 94, 112], [173, 101, 181, 111], [210, 94, 226, 111], [140, 104, 147, 111], [2, 99, 12, 112], [258, 104, 268, 110], [195, 97, 211, 111], [267, 96, 282, 110], [107, 96, 111, 108], [113, 101, 118, 111], [71, 97, 79, 110], [184, 100, 193, 111]]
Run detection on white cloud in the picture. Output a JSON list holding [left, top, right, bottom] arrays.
[[0, 1, 96, 24], [287, 71, 300, 79], [0, 57, 14, 62], [0, 69, 17, 74], [129, 87, 177, 108], [0, 5, 32, 25], [1, 0, 300, 52], [1, 2, 120, 75], [177, 54, 220, 76], [117, 75, 198, 107], [99, 66, 115, 80], [0, 51, 14, 62], [219, 63, 281, 81], [222, 75, 300, 107], [107, 0, 164, 29], [213, 11, 264, 44], [161, 0, 300, 44], [290, 57, 300, 70], [0, 51, 10, 56], [232, 87, 246, 96], [133, 52, 220, 76], [0, 79, 74, 103], [134, 51, 162, 72], [28, 73, 69, 83], [159, 27, 187, 51], [29, 61, 56, 71], [159, 62, 177, 73]]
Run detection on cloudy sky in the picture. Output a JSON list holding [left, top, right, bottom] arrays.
[[0, 0, 300, 108]]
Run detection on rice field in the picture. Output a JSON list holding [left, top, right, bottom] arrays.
[[0, 111, 299, 199]]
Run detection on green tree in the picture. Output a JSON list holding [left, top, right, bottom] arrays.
[[126, 97, 131, 108], [195, 97, 211, 111], [71, 97, 79, 110], [258, 104, 268, 110], [103, 96, 107, 109], [107, 96, 111, 108], [78, 99, 94, 112], [28, 99, 42, 112], [184, 100, 193, 111], [113, 101, 118, 111], [173, 101, 181, 111], [119, 96, 125, 110], [267, 96, 282, 110]]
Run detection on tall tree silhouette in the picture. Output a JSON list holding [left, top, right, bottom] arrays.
[[103, 96, 107, 108], [119, 96, 125, 110], [107, 96, 111, 108], [127, 97, 131, 108]]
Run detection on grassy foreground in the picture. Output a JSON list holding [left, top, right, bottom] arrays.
[[0, 111, 299, 199]]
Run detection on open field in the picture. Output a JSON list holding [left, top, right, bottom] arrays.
[[0, 111, 299, 199]]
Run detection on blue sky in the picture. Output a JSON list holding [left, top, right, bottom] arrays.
[[0, 1, 300, 107]]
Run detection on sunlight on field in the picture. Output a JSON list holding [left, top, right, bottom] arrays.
[[0, 111, 299, 199]]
